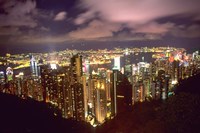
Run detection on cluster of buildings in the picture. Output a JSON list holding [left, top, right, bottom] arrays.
[[0, 47, 199, 126]]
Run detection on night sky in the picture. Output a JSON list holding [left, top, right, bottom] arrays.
[[0, 0, 200, 54]]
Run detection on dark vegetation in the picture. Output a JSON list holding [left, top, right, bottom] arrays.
[[0, 74, 200, 133], [96, 74, 200, 133], [0, 94, 92, 133]]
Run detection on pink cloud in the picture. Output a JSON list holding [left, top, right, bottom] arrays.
[[78, 0, 200, 24], [79, 0, 200, 23], [72, 0, 200, 40], [69, 20, 121, 40], [54, 11, 67, 21], [74, 11, 95, 25], [0, 0, 37, 27], [132, 22, 175, 34], [171, 24, 200, 38]]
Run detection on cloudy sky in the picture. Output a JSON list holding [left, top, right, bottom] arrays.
[[0, 0, 200, 53]]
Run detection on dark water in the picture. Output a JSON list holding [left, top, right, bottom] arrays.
[[0, 40, 199, 56], [90, 52, 155, 71]]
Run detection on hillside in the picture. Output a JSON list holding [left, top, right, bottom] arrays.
[[0, 74, 200, 133], [96, 74, 200, 133], [0, 93, 92, 133]]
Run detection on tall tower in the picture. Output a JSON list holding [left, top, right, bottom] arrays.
[[88, 75, 107, 124], [110, 70, 118, 117], [172, 60, 180, 83], [40, 65, 73, 118], [113, 56, 121, 71], [40, 64, 58, 103], [5, 67, 14, 94], [0, 71, 5, 92], [70, 54, 85, 121], [0, 71, 5, 84], [124, 49, 132, 79], [30, 55, 39, 77], [71, 54, 83, 82], [6, 67, 13, 82], [94, 79, 107, 124]]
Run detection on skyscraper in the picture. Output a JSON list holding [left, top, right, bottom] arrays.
[[88, 76, 107, 124], [124, 50, 132, 78], [70, 54, 85, 121], [110, 70, 118, 117], [0, 71, 5, 92], [6, 67, 13, 82], [41, 65, 73, 118], [30, 55, 40, 77], [0, 71, 5, 85]]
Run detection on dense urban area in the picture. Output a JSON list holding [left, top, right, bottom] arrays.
[[0, 47, 200, 130]]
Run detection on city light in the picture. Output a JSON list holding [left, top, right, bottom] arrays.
[[0, 47, 199, 127], [50, 64, 57, 69]]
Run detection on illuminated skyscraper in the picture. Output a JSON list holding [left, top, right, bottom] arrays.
[[15, 74, 24, 97], [71, 54, 85, 121], [151, 81, 156, 99], [163, 74, 170, 99], [4, 67, 15, 94], [135, 81, 145, 102], [94, 79, 107, 124], [110, 70, 118, 117], [41, 65, 73, 118], [88, 76, 107, 124], [131, 75, 139, 104], [124, 50, 132, 78], [0, 71, 5, 84], [113, 56, 121, 71], [41, 65, 54, 102], [172, 60, 180, 83], [0, 71, 5, 92], [30, 55, 40, 77], [6, 67, 13, 82], [143, 78, 150, 98], [71, 54, 83, 82], [157, 69, 165, 99]]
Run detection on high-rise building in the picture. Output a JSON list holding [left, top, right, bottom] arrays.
[[113, 56, 121, 71], [110, 70, 118, 117], [4, 67, 15, 95], [41, 65, 54, 102], [15, 72, 25, 97], [135, 81, 145, 102], [88, 76, 107, 124], [157, 69, 165, 99], [163, 74, 170, 99], [82, 75, 88, 119], [6, 67, 13, 82], [30, 55, 40, 77], [0, 71, 5, 92], [41, 65, 74, 118], [71, 54, 83, 82], [70, 54, 85, 121], [172, 60, 180, 83], [94, 79, 107, 124], [124, 51, 132, 78], [0, 71, 5, 84], [151, 81, 156, 99], [143, 78, 150, 98]]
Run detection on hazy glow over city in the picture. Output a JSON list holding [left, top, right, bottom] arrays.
[[0, 0, 199, 54]]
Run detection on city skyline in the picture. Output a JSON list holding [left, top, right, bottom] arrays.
[[0, 46, 199, 127], [0, 0, 200, 55]]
